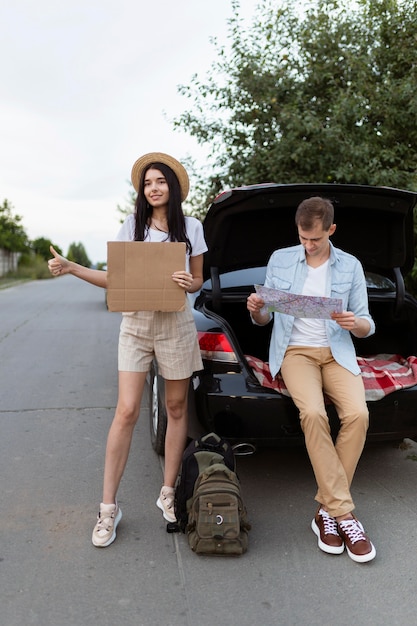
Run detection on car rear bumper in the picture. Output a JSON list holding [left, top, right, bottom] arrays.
[[192, 372, 417, 446]]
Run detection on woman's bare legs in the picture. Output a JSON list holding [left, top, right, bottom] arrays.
[[155, 377, 190, 521], [102, 373, 190, 503], [163, 378, 190, 486], [102, 371, 147, 504]]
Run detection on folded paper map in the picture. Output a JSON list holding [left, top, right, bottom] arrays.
[[255, 285, 343, 319]]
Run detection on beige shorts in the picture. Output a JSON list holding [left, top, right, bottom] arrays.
[[118, 302, 203, 380]]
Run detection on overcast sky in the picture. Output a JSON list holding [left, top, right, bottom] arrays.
[[0, 0, 257, 264]]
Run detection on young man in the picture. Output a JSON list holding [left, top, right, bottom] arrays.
[[247, 196, 376, 563]]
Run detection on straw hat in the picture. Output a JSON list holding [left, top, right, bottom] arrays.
[[131, 152, 190, 201]]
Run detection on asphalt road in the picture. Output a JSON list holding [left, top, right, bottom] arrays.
[[1, 276, 417, 626]]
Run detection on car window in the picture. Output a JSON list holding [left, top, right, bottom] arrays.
[[365, 272, 395, 291]]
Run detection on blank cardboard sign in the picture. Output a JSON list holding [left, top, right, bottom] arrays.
[[106, 241, 186, 312]]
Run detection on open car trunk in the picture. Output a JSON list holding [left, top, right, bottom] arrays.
[[193, 184, 417, 443], [196, 283, 417, 442], [200, 284, 417, 365], [201, 182, 417, 365]]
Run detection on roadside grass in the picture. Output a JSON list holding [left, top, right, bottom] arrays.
[[0, 256, 52, 289], [0, 276, 35, 290]]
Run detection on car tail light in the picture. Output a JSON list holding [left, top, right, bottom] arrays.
[[197, 331, 238, 363]]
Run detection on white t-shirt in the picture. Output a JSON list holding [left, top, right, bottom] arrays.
[[289, 260, 329, 347], [114, 214, 207, 272]]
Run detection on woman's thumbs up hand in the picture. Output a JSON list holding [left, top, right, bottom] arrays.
[[48, 245, 70, 276]]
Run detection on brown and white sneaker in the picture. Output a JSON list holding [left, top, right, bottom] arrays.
[[311, 507, 344, 555], [337, 516, 376, 563]]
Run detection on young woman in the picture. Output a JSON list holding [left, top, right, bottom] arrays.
[[48, 152, 208, 547]]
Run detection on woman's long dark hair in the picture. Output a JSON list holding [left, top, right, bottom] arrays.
[[134, 162, 192, 254]]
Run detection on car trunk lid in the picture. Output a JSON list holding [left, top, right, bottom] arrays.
[[202, 183, 417, 279]]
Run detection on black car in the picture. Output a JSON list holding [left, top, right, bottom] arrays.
[[149, 183, 417, 454]]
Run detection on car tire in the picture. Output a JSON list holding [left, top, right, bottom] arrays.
[[149, 361, 167, 456]]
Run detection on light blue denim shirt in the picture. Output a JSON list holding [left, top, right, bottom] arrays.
[[254, 242, 375, 378]]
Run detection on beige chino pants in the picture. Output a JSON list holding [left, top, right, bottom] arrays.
[[280, 346, 369, 518]]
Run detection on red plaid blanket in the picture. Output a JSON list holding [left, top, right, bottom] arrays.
[[245, 353, 417, 401]]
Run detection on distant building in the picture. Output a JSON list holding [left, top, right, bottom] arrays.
[[0, 249, 20, 276]]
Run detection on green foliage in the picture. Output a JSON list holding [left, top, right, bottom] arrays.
[[171, 0, 417, 294], [174, 0, 417, 203], [0, 200, 91, 278], [32, 237, 62, 260], [16, 253, 52, 279], [67, 242, 92, 267], [0, 199, 30, 253]]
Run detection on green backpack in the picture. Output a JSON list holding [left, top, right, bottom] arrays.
[[186, 463, 251, 556]]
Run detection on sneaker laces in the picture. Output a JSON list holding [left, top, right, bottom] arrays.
[[319, 508, 339, 536], [160, 488, 174, 512], [96, 506, 116, 533], [338, 518, 366, 544]]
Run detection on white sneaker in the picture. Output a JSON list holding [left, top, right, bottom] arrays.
[[156, 486, 176, 523], [92, 502, 122, 547]]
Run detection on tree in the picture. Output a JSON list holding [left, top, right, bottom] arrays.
[[32, 237, 62, 261], [172, 0, 417, 294], [0, 199, 29, 252], [174, 0, 417, 207], [67, 242, 92, 267]]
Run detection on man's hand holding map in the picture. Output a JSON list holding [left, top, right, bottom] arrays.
[[255, 285, 343, 319]]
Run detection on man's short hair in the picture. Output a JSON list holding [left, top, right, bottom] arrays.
[[295, 196, 334, 231]]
